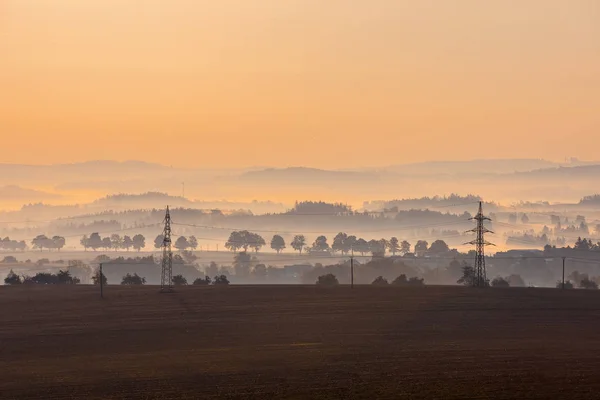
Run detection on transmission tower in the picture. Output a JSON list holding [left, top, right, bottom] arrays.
[[465, 201, 495, 287], [160, 206, 173, 292]]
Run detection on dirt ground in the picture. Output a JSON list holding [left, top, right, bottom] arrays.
[[1, 285, 600, 399]]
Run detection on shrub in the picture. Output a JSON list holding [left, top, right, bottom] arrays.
[[4, 269, 22, 285], [392, 274, 408, 285], [371, 276, 389, 285], [213, 275, 230, 285], [580, 277, 598, 289], [392, 274, 425, 286], [172, 274, 188, 285], [91, 269, 107, 285], [407, 276, 425, 286], [121, 273, 146, 285], [193, 276, 211, 285], [316, 273, 339, 286], [491, 277, 510, 287], [556, 280, 574, 289]]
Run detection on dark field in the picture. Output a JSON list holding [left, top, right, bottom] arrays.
[[2, 285, 600, 399]]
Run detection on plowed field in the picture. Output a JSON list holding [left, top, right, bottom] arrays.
[[1, 285, 599, 399]]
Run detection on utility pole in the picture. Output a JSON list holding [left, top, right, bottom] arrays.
[[160, 206, 173, 292], [562, 257, 566, 289], [100, 263, 103, 299], [350, 251, 354, 289], [465, 201, 495, 287]]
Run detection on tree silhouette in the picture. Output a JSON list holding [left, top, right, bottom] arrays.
[[400, 240, 411, 255], [247, 232, 265, 253], [31, 235, 50, 251], [491, 277, 510, 287], [312, 236, 329, 252], [188, 236, 198, 250], [332, 232, 348, 254], [388, 237, 400, 255], [414, 240, 429, 257], [172, 274, 188, 285], [102, 237, 112, 251], [4, 269, 22, 285], [372, 276, 389, 285], [121, 273, 146, 285], [91, 269, 107, 285], [193, 276, 211, 285], [213, 275, 230, 285], [233, 252, 252, 277], [122, 235, 133, 251], [52, 236, 66, 251], [429, 240, 449, 255], [80, 235, 89, 251], [154, 234, 164, 249], [316, 273, 338, 286], [291, 235, 306, 254], [110, 234, 123, 251], [270, 235, 286, 253], [354, 238, 369, 255], [174, 236, 190, 251], [88, 233, 103, 251], [132, 234, 145, 251], [225, 231, 244, 252]]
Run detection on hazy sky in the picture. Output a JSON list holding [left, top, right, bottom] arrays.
[[1, 1, 599, 168]]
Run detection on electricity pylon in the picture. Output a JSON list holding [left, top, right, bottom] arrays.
[[160, 206, 173, 292], [465, 201, 494, 287]]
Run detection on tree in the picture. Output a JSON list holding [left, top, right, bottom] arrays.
[[556, 280, 574, 289], [580, 277, 598, 289], [247, 233, 265, 253], [188, 236, 198, 250], [316, 273, 338, 286], [80, 235, 89, 251], [91, 269, 107, 285], [388, 237, 400, 256], [291, 235, 306, 254], [270, 235, 286, 253], [428, 240, 449, 255], [102, 237, 112, 251], [521, 214, 530, 224], [154, 234, 165, 249], [122, 235, 133, 251], [407, 277, 425, 286], [110, 234, 123, 251], [4, 269, 22, 285], [56, 270, 80, 284], [88, 233, 103, 251], [344, 235, 357, 254], [193, 276, 211, 285], [31, 235, 49, 251], [354, 238, 369, 255], [233, 252, 252, 277], [132, 234, 146, 251], [457, 265, 488, 287], [172, 274, 188, 285], [213, 274, 230, 285], [491, 277, 510, 287], [312, 236, 329, 252], [507, 274, 525, 287], [392, 274, 408, 285], [252, 263, 267, 280], [372, 276, 389, 285], [414, 240, 429, 257], [121, 273, 146, 285], [174, 236, 190, 251], [225, 231, 244, 252], [400, 240, 411, 255], [332, 232, 348, 254]]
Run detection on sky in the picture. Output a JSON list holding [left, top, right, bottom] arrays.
[[1, 0, 599, 168]]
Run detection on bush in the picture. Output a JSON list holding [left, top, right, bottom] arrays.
[[491, 277, 510, 287], [371, 276, 389, 285], [213, 275, 230, 285], [316, 273, 339, 286], [392, 274, 425, 286], [193, 276, 211, 285], [19, 270, 80, 285], [580, 277, 598, 289], [1, 256, 18, 264], [172, 274, 188, 285], [556, 280, 574, 289], [91, 269, 107, 285], [121, 273, 146, 285], [4, 269, 22, 285]]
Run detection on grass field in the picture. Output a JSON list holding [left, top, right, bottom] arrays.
[[1, 285, 600, 399]]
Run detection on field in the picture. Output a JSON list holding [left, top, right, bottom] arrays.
[[1, 285, 600, 399]]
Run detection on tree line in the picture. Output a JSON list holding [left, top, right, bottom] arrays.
[[225, 230, 452, 257]]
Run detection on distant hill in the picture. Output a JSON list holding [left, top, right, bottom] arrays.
[[0, 185, 61, 201]]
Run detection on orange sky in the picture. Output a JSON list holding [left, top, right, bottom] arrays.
[[1, 1, 599, 168]]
